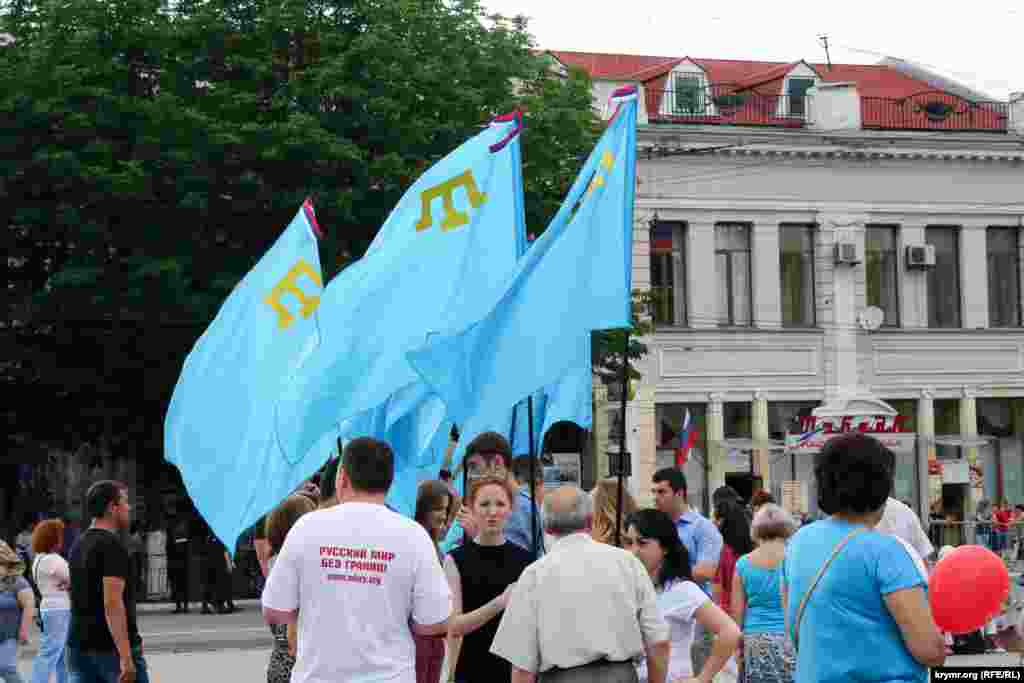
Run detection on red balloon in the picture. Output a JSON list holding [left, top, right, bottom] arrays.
[[929, 545, 1009, 634]]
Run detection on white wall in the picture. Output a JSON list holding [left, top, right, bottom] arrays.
[[636, 142, 1024, 405]]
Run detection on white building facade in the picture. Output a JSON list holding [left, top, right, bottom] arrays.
[[549, 51, 1024, 524]]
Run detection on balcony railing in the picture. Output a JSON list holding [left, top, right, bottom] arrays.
[[646, 83, 808, 128], [861, 91, 1009, 132]]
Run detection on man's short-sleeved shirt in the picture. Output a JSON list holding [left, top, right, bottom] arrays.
[[68, 528, 140, 652], [674, 509, 723, 595], [261, 502, 451, 683], [877, 497, 935, 562], [490, 532, 669, 674], [782, 518, 928, 683]]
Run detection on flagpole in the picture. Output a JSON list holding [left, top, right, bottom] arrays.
[[528, 395, 538, 560], [614, 332, 629, 548]]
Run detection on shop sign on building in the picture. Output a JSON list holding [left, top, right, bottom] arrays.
[[787, 415, 915, 452]]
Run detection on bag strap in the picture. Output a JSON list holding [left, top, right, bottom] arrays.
[[32, 554, 44, 586], [793, 527, 867, 651]]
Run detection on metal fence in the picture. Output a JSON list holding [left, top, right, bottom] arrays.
[[861, 92, 1009, 133], [928, 520, 1024, 568], [645, 84, 808, 127]]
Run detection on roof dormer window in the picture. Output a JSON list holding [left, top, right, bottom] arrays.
[[666, 72, 707, 116], [785, 77, 815, 118]]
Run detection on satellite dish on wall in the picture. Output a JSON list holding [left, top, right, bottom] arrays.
[[858, 306, 885, 331]]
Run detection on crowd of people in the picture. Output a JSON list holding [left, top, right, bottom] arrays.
[[1, 429, 1019, 682], [251, 430, 985, 683]]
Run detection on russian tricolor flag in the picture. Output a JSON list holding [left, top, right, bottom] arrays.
[[675, 410, 699, 468]]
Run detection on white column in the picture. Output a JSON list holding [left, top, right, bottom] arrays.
[[961, 386, 980, 517], [629, 384, 657, 507], [900, 224, 929, 330], [707, 393, 726, 502], [752, 223, 782, 329], [817, 214, 867, 399], [918, 387, 936, 521], [961, 224, 989, 329], [752, 391, 770, 491], [592, 377, 610, 484], [687, 221, 718, 329]]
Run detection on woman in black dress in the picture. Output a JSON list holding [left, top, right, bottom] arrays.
[[444, 476, 533, 683]]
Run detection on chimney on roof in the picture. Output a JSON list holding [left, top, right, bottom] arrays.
[[1010, 92, 1024, 136], [807, 82, 861, 132]]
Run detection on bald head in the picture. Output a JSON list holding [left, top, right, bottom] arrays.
[[543, 485, 593, 536]]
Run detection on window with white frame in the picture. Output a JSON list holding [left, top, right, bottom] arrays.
[[649, 221, 685, 326], [865, 225, 900, 327], [715, 223, 752, 326], [779, 224, 816, 327], [987, 226, 1021, 328], [665, 73, 706, 116], [926, 226, 962, 329], [785, 77, 815, 118]]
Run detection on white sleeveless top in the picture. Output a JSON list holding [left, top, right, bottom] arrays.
[[33, 553, 71, 610]]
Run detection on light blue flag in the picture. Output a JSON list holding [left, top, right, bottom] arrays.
[[165, 200, 327, 551], [540, 334, 594, 438], [408, 89, 638, 471], [275, 114, 526, 467]]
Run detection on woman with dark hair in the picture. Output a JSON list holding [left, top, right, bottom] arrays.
[[624, 509, 740, 683], [264, 494, 316, 683], [413, 481, 455, 683], [782, 434, 945, 683], [713, 500, 755, 615]]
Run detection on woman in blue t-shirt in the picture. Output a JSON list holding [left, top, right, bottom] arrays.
[[731, 503, 797, 683], [781, 433, 945, 683], [1, 540, 36, 683]]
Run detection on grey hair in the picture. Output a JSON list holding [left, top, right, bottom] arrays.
[[751, 503, 797, 541], [543, 485, 593, 536]]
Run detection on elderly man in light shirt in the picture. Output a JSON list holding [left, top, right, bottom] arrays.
[[490, 485, 671, 683], [876, 497, 935, 566]]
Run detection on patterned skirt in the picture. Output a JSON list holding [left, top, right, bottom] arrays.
[[267, 624, 295, 683], [742, 632, 795, 683]]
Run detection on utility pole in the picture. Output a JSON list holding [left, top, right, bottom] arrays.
[[819, 35, 832, 70]]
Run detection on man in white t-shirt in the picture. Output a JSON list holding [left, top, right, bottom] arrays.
[[262, 437, 452, 683], [877, 497, 935, 563]]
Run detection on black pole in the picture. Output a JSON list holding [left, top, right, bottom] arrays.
[[528, 395, 538, 559], [614, 332, 629, 548], [462, 461, 468, 546]]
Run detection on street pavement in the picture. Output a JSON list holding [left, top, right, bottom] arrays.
[[15, 646, 1024, 680], [16, 599, 271, 661], [13, 599, 1024, 680]]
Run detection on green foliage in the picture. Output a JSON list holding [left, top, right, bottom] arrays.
[[1, 0, 637, 445], [591, 290, 653, 383]]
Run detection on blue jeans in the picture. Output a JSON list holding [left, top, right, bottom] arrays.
[[0, 637, 26, 683], [32, 609, 71, 683], [66, 644, 148, 683]]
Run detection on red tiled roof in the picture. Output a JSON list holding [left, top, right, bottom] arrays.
[[546, 50, 973, 100], [546, 51, 683, 80], [547, 50, 1008, 132]]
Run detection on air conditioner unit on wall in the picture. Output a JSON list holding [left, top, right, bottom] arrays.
[[834, 241, 860, 265], [905, 244, 936, 269]]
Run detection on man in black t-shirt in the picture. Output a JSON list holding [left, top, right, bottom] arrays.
[[67, 480, 149, 683]]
